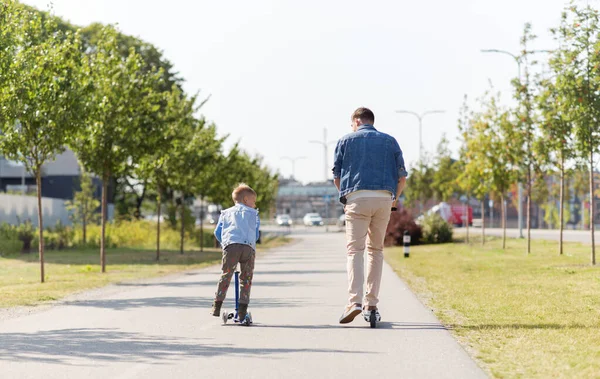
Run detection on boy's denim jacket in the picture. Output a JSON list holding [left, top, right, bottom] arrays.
[[214, 203, 260, 250], [332, 124, 408, 203]]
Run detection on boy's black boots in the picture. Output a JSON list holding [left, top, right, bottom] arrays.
[[211, 301, 223, 317], [238, 303, 248, 321]]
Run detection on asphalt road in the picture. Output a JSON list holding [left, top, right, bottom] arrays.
[[459, 226, 600, 244], [0, 230, 487, 379]]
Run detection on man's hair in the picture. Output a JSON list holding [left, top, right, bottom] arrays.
[[232, 183, 257, 203], [352, 107, 375, 124]]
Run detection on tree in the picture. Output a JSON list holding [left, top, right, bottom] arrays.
[[511, 23, 541, 254], [166, 115, 222, 254], [458, 91, 498, 246], [431, 135, 460, 203], [535, 70, 574, 254], [489, 108, 521, 249], [404, 159, 434, 215], [551, 4, 600, 265], [71, 26, 164, 272], [0, 9, 86, 283], [65, 171, 100, 245]]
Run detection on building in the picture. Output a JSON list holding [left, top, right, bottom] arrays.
[[0, 148, 115, 226], [276, 179, 342, 221]]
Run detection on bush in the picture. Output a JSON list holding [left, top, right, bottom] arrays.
[[45, 220, 74, 250], [421, 213, 453, 244], [385, 209, 423, 246], [0, 221, 35, 253], [74, 220, 205, 250]]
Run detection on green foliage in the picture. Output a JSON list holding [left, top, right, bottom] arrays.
[[65, 172, 101, 236], [73, 220, 209, 251], [45, 220, 75, 250], [72, 25, 165, 182], [421, 214, 453, 244], [404, 159, 434, 210], [431, 135, 460, 202]]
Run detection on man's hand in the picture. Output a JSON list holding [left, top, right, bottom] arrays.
[[334, 177, 341, 191], [392, 177, 406, 211]]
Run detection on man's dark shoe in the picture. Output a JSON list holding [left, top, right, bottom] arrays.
[[211, 301, 223, 317]]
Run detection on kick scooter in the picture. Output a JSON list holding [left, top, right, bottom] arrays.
[[221, 271, 253, 326]]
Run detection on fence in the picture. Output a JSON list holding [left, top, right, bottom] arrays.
[[0, 194, 114, 227]]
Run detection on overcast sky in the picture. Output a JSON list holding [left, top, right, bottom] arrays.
[[24, 0, 569, 183]]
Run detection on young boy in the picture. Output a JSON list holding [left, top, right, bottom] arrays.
[[211, 183, 260, 321]]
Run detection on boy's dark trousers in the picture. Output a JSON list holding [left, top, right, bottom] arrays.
[[214, 243, 255, 304]]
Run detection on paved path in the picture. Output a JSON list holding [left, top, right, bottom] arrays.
[[459, 227, 599, 244], [0, 231, 486, 379]]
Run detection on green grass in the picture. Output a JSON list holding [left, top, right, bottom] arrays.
[[0, 235, 289, 308], [385, 237, 600, 379]]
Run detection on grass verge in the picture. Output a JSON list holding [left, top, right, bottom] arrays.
[[385, 236, 600, 379], [0, 235, 290, 308]]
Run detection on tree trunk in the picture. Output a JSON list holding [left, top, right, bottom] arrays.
[[582, 199, 586, 231], [36, 170, 45, 283], [590, 151, 596, 265], [481, 200, 485, 246], [501, 193, 506, 249], [101, 172, 108, 273], [82, 200, 87, 245], [559, 156, 565, 256], [156, 191, 161, 262], [527, 169, 531, 254], [135, 182, 147, 220], [180, 201, 185, 254], [200, 195, 204, 252], [465, 197, 469, 243]]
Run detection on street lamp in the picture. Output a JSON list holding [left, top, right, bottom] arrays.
[[480, 48, 551, 239], [395, 110, 445, 159], [309, 128, 337, 182], [281, 156, 306, 180]]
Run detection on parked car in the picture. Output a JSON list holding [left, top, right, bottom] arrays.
[[418, 202, 473, 227], [276, 214, 292, 226], [303, 213, 324, 226]]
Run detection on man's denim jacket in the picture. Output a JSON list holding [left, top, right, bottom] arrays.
[[332, 124, 408, 203], [214, 203, 260, 250]]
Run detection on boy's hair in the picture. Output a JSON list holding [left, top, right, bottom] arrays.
[[352, 107, 375, 124], [232, 183, 257, 203]]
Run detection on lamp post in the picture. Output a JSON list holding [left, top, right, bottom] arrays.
[[281, 156, 306, 180], [309, 128, 336, 182], [480, 48, 551, 239], [395, 110, 445, 160]]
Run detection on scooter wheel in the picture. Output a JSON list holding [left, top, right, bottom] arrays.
[[369, 310, 377, 328], [221, 311, 228, 325]]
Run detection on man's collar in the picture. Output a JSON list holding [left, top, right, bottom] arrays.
[[357, 124, 375, 131]]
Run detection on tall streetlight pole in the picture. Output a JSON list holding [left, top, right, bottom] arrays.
[[481, 49, 523, 239], [395, 110, 445, 159], [282, 156, 306, 180], [480, 48, 550, 239], [310, 128, 336, 182]]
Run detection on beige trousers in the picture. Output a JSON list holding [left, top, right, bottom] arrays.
[[345, 197, 393, 307]]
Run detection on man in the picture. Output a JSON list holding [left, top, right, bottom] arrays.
[[332, 107, 407, 324]]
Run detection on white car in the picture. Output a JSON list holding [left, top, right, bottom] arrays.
[[276, 214, 292, 226], [303, 213, 324, 226]]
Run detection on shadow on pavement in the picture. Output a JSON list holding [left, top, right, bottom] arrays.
[[0, 328, 370, 365], [64, 296, 307, 311], [116, 280, 315, 288], [254, 270, 346, 275], [255, 322, 447, 330]]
